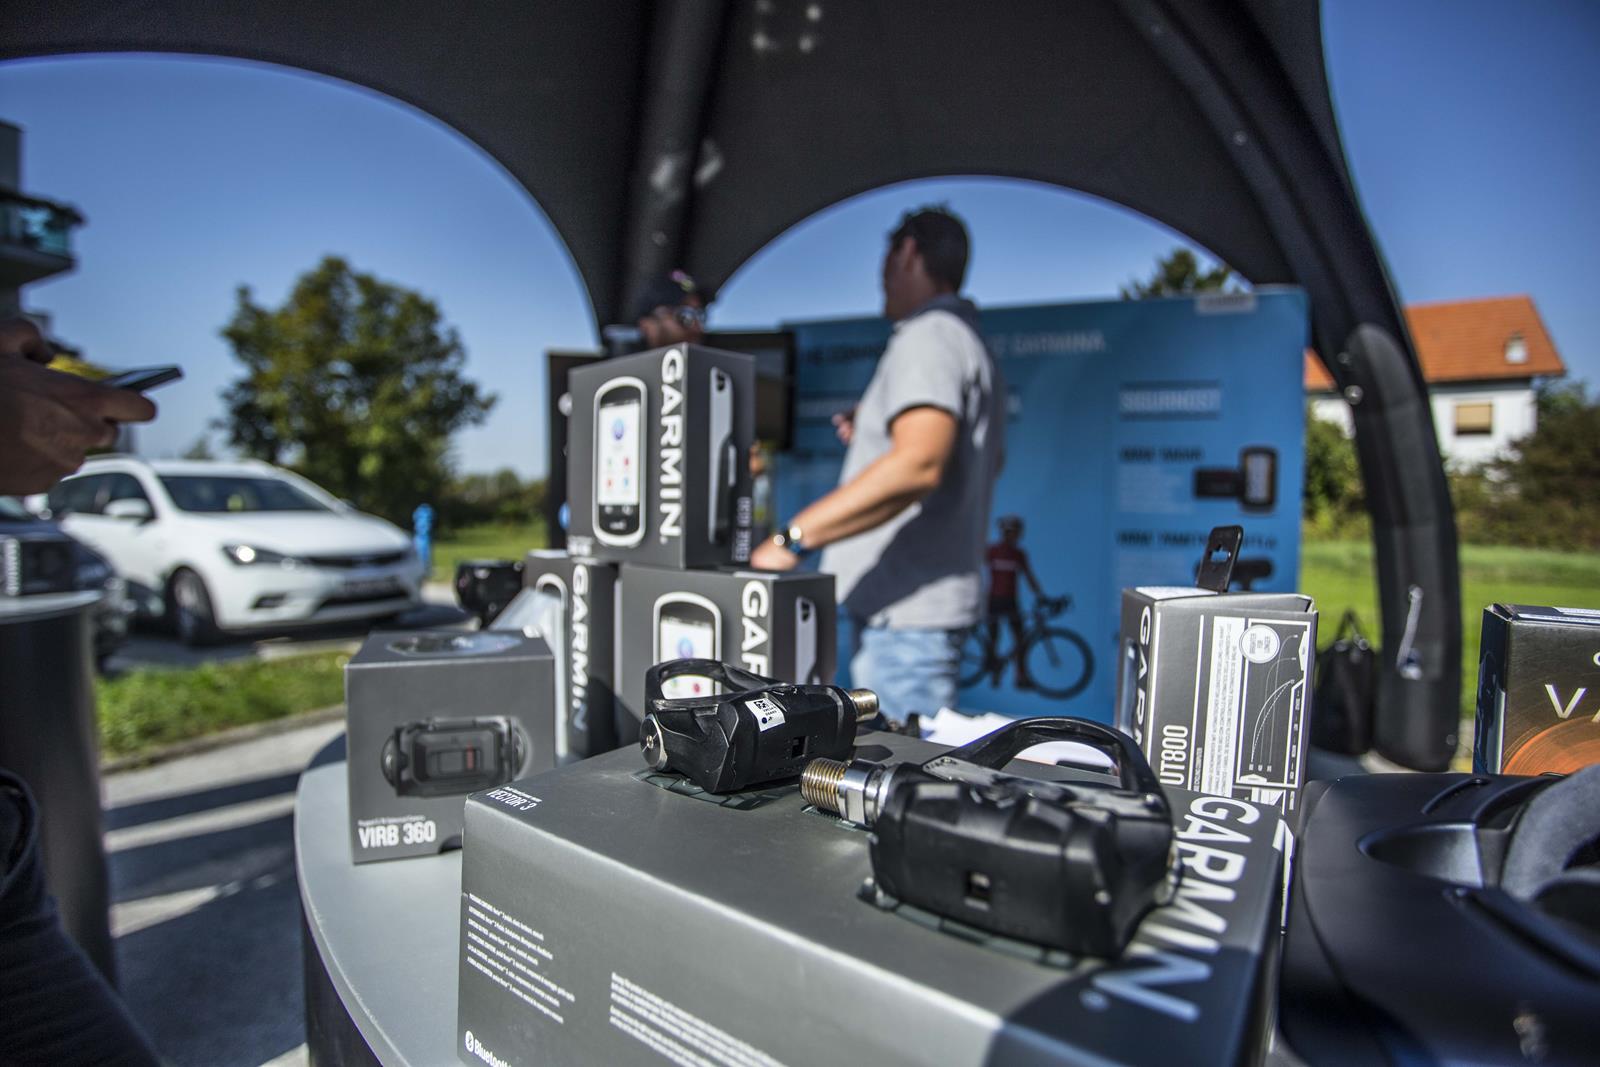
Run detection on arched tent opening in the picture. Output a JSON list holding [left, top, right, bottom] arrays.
[[712, 174, 1246, 321], [0, 0, 1463, 770]]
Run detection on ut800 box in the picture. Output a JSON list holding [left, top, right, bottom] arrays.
[[1116, 587, 1317, 813]]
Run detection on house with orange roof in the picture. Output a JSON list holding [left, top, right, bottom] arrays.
[[1307, 295, 1566, 467]]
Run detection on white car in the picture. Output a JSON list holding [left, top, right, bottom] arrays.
[[44, 457, 426, 645]]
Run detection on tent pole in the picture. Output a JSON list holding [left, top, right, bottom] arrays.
[[1118, 0, 1463, 769], [613, 0, 732, 328]]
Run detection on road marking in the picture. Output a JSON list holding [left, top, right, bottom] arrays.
[[104, 791, 297, 853], [112, 869, 292, 938]]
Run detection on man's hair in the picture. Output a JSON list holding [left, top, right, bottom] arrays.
[[889, 206, 970, 292]]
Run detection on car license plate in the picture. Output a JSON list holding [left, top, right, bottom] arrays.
[[343, 577, 399, 597]]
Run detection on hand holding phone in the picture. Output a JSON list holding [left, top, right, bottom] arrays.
[[102, 365, 183, 392], [0, 357, 158, 495]]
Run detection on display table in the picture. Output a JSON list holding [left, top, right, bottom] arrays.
[[295, 748, 461, 1066]]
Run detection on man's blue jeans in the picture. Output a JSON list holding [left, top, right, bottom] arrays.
[[849, 622, 964, 723]]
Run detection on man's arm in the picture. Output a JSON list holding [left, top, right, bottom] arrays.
[[751, 405, 957, 569]]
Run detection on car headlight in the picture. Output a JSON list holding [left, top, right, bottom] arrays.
[[223, 544, 299, 566]]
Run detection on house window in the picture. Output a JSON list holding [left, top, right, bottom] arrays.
[[1505, 334, 1527, 364], [1454, 402, 1494, 436]]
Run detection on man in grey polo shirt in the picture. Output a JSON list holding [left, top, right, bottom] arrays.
[[751, 207, 1004, 721]]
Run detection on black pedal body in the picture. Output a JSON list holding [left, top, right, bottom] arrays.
[[454, 558, 524, 626], [870, 719, 1178, 957], [640, 659, 867, 793]]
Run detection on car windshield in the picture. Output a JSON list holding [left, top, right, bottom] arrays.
[[159, 475, 331, 514], [0, 496, 32, 520]]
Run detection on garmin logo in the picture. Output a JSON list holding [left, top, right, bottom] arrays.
[[464, 1030, 511, 1067], [1086, 795, 1260, 1023], [992, 329, 1107, 358], [659, 350, 685, 541], [741, 580, 771, 675], [1131, 605, 1152, 746], [571, 564, 590, 736]]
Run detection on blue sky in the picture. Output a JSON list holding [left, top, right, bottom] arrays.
[[1, 0, 1595, 479]]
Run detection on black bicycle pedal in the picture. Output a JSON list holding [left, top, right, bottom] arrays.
[[640, 659, 879, 793], [801, 717, 1179, 956]]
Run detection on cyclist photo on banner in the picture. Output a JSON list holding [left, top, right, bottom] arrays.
[[963, 515, 1094, 700]]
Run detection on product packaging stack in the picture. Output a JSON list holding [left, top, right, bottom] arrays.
[[1113, 529, 1318, 815], [561, 343, 838, 731], [1474, 603, 1600, 775], [343, 629, 556, 863]]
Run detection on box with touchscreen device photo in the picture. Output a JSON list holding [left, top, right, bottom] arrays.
[[565, 344, 754, 569]]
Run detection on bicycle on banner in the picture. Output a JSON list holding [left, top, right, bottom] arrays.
[[960, 592, 1094, 700]]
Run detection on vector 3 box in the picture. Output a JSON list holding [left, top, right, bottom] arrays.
[[455, 733, 1286, 1067], [344, 630, 555, 864], [565, 344, 755, 569], [1474, 604, 1600, 774], [1115, 586, 1317, 814], [615, 563, 836, 726]]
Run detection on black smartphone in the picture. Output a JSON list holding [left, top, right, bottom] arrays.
[[594, 377, 646, 546], [102, 365, 183, 392]]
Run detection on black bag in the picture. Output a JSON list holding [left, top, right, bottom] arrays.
[[1310, 609, 1375, 755]]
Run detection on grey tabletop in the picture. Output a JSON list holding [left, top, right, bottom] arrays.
[[295, 758, 461, 1066]]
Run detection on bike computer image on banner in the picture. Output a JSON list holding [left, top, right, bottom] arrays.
[[773, 289, 1308, 722]]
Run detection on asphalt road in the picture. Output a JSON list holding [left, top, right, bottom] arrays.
[[99, 583, 472, 1065], [103, 582, 471, 673], [105, 717, 346, 1066]]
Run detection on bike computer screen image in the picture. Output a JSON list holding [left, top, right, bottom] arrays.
[[795, 596, 820, 684], [1239, 446, 1278, 511], [654, 594, 720, 699], [594, 377, 646, 546]]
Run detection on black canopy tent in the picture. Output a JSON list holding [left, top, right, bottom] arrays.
[[1, 0, 1463, 770]]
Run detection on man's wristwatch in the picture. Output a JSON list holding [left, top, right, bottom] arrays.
[[770, 521, 813, 557]]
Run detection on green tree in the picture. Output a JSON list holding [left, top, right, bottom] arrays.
[[1472, 381, 1600, 550], [1303, 410, 1367, 538], [181, 434, 215, 461], [1120, 248, 1238, 299], [219, 257, 495, 523], [443, 468, 546, 526]]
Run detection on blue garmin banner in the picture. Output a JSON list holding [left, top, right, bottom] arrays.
[[773, 288, 1310, 722]]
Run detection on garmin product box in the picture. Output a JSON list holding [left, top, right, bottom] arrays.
[[456, 733, 1286, 1067], [615, 563, 835, 727], [566, 344, 755, 569], [1474, 604, 1600, 775], [512, 551, 622, 763], [1115, 586, 1317, 813], [345, 630, 556, 864]]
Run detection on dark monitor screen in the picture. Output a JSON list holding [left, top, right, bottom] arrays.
[[704, 330, 795, 450]]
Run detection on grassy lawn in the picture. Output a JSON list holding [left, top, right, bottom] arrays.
[[1302, 539, 1600, 720], [430, 519, 549, 581], [97, 651, 348, 758]]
